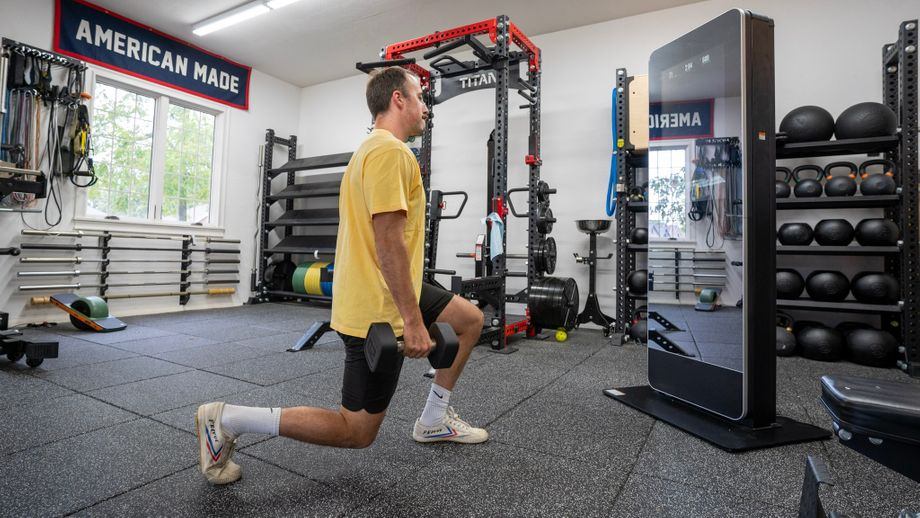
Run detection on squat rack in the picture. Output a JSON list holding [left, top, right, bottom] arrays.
[[357, 16, 555, 351]]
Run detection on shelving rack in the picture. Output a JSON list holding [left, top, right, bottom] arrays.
[[251, 129, 352, 304], [613, 68, 649, 338], [775, 19, 917, 377]]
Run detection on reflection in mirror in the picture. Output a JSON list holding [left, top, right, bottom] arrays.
[[647, 10, 744, 373]]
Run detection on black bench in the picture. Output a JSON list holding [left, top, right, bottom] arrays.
[[820, 375, 920, 483]]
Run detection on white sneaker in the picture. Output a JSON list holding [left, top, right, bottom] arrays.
[[413, 406, 489, 444], [195, 402, 242, 485]]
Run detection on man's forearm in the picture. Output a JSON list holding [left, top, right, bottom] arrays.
[[376, 238, 424, 326]]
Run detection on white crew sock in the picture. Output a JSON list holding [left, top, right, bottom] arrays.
[[221, 405, 282, 437], [419, 383, 451, 426]]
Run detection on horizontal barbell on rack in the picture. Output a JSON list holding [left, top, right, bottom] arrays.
[[455, 237, 556, 275], [18, 279, 239, 291], [19, 257, 240, 264], [21, 230, 240, 243], [29, 287, 236, 305], [17, 269, 239, 277], [19, 243, 239, 254]]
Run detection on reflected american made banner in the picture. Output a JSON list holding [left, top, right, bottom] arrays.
[[649, 99, 714, 140]]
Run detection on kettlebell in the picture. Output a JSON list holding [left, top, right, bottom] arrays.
[[805, 270, 850, 302], [854, 218, 899, 246], [777, 222, 814, 246], [775, 167, 792, 198], [792, 164, 824, 198], [776, 312, 797, 357], [823, 162, 858, 197], [858, 159, 897, 196], [813, 219, 854, 246]]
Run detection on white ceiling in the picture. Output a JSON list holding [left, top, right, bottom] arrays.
[[87, 0, 702, 87]]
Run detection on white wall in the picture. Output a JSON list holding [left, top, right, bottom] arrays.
[[296, 0, 917, 328], [0, 0, 301, 325]]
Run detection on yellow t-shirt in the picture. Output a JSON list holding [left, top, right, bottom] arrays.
[[330, 129, 426, 338]]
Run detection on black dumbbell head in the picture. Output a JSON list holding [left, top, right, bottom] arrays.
[[427, 322, 460, 369], [365, 322, 400, 373]]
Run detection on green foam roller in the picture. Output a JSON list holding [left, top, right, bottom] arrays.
[[698, 288, 718, 303], [69, 296, 110, 330], [71, 296, 110, 318]]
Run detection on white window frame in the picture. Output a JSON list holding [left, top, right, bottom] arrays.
[[648, 142, 695, 245], [73, 66, 229, 236]]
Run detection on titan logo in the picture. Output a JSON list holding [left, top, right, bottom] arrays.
[[460, 72, 496, 89]]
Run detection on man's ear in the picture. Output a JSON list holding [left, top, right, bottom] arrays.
[[391, 89, 403, 110]]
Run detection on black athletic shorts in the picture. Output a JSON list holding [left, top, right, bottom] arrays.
[[339, 283, 455, 414]]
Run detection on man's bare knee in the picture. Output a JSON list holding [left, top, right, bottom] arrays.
[[339, 409, 384, 449], [466, 305, 484, 334]]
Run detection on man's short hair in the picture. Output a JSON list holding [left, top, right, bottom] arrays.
[[366, 67, 415, 119]]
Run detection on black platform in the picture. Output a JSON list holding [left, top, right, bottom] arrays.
[[605, 385, 831, 452]]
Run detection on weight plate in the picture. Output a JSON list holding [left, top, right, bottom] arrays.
[[268, 260, 296, 292], [537, 204, 554, 234]]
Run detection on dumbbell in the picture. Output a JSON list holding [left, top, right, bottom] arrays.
[[365, 322, 460, 373]]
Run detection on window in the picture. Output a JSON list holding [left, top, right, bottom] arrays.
[[164, 104, 215, 223], [89, 83, 155, 219], [648, 146, 688, 240], [86, 77, 221, 226]]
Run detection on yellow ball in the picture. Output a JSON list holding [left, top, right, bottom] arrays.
[[555, 328, 568, 342]]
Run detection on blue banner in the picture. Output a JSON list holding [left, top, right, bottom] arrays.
[[54, 0, 251, 110], [649, 99, 714, 140]]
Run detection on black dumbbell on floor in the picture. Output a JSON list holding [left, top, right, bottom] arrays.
[[365, 322, 460, 373]]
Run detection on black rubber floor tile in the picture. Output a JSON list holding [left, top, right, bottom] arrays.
[[609, 472, 795, 518], [241, 417, 444, 499], [0, 419, 194, 517], [489, 367, 655, 467], [28, 340, 139, 372], [204, 349, 345, 386], [0, 393, 136, 454], [231, 330, 334, 352], [0, 369, 75, 409], [73, 453, 356, 518], [153, 341, 272, 368], [256, 316, 332, 332], [344, 441, 622, 517], [88, 369, 259, 415], [633, 419, 829, 509], [58, 325, 178, 345], [35, 356, 192, 391], [817, 436, 920, 517], [107, 333, 220, 354], [175, 322, 279, 341]]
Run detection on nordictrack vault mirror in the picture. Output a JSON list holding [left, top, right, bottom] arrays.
[[607, 9, 830, 451]]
